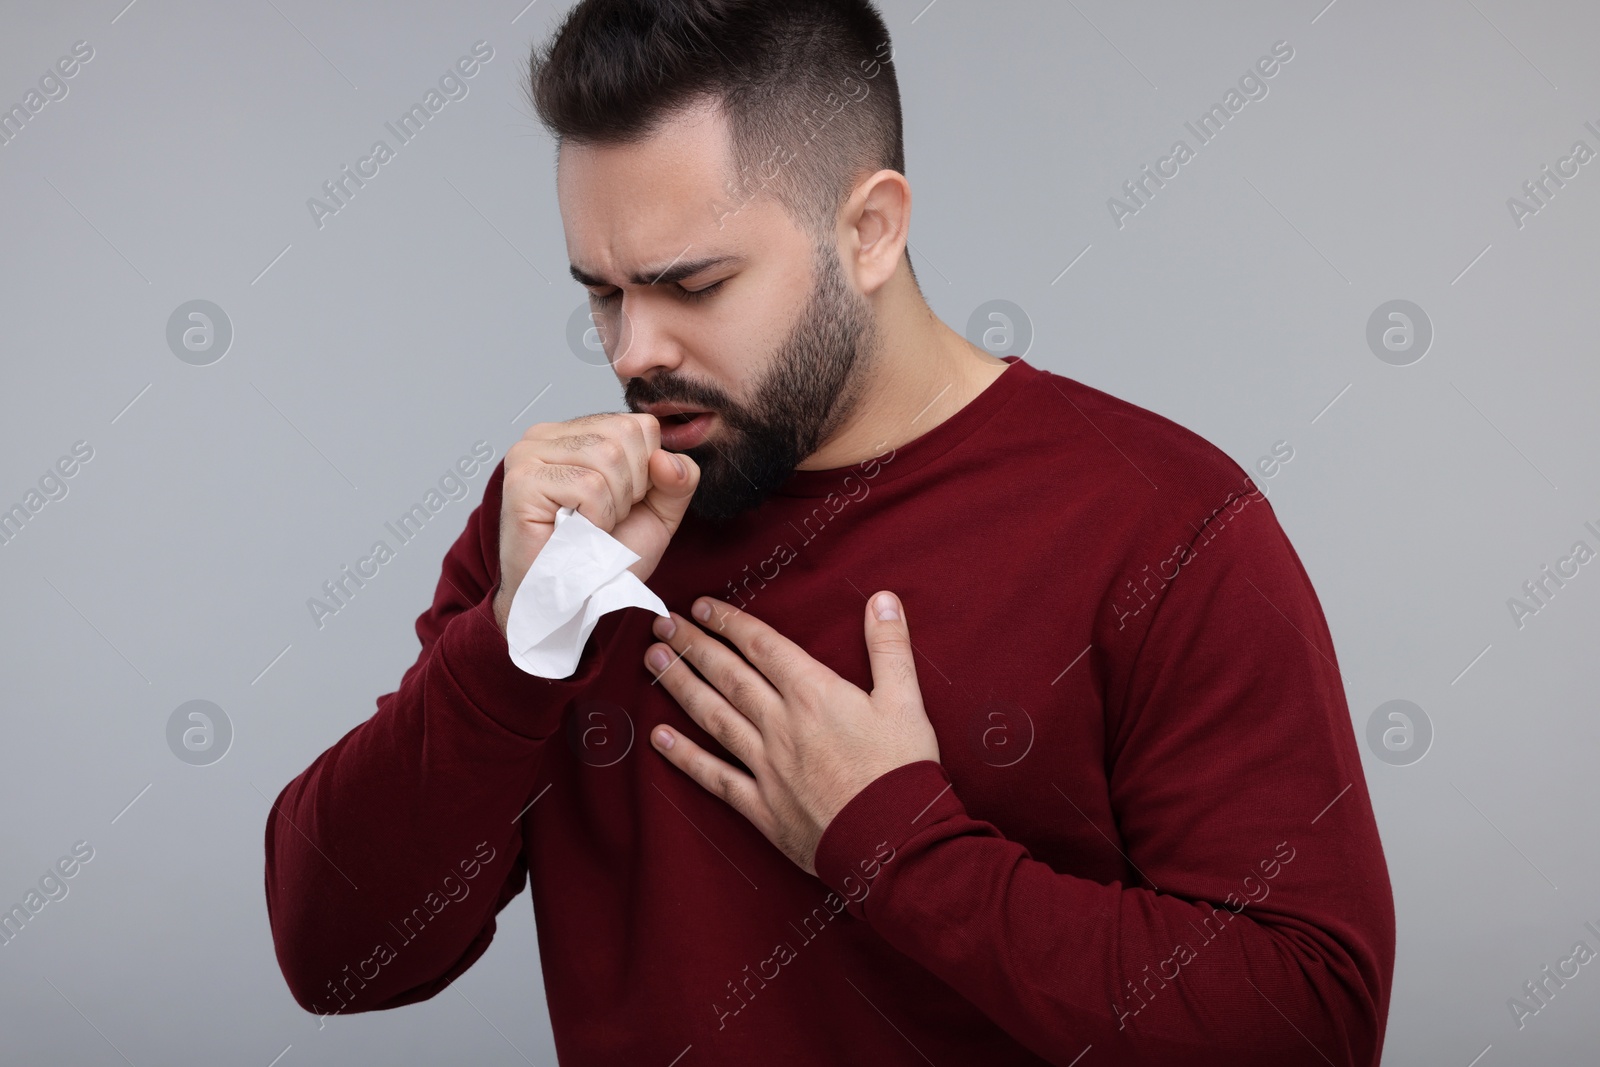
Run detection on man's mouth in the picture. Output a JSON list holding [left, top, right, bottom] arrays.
[[650, 405, 718, 423], [656, 409, 717, 449]]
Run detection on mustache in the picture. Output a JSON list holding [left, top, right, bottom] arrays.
[[624, 378, 728, 413]]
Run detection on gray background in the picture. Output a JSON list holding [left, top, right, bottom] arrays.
[[2, 0, 1596, 1063]]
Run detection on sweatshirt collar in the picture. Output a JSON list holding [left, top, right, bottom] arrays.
[[774, 355, 1031, 498]]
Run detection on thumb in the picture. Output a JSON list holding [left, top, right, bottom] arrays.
[[864, 591, 918, 699], [640, 449, 701, 536]]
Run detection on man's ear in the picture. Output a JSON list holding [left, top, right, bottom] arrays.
[[844, 169, 910, 297]]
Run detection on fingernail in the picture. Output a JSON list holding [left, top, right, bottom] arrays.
[[654, 728, 674, 750], [653, 614, 676, 640], [647, 646, 670, 671], [874, 593, 899, 621], [671, 454, 687, 477], [693, 599, 712, 622]]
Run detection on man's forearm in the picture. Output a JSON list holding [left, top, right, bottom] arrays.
[[265, 491, 607, 1015], [812, 760, 1387, 1067]]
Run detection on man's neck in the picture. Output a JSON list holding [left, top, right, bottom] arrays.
[[796, 285, 1010, 472]]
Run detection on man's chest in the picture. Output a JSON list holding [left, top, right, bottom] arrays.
[[581, 498, 1131, 881]]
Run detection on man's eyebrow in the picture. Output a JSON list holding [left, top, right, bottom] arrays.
[[569, 254, 743, 288]]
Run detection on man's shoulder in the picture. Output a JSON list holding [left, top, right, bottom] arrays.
[[1012, 361, 1259, 518]]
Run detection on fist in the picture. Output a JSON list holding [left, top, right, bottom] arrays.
[[492, 413, 699, 633]]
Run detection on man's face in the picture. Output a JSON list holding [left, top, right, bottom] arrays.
[[556, 101, 877, 522]]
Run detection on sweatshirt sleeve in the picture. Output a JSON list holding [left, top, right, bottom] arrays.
[[811, 489, 1395, 1066], [263, 459, 613, 1016]]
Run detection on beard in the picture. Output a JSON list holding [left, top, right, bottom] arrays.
[[624, 243, 877, 523]]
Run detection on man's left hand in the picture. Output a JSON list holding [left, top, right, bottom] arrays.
[[643, 591, 939, 877]]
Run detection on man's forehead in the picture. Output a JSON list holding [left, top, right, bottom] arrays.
[[555, 104, 759, 284]]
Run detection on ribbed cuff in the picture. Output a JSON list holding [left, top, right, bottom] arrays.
[[812, 760, 965, 921], [437, 589, 609, 741]]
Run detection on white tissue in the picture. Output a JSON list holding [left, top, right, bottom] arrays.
[[505, 505, 668, 679]]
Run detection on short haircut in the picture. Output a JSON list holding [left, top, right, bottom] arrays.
[[528, 0, 915, 278]]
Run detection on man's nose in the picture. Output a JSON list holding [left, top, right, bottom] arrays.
[[596, 295, 685, 382]]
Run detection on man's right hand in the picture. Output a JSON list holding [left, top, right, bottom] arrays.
[[492, 413, 701, 635]]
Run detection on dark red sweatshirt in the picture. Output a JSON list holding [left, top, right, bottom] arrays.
[[264, 355, 1394, 1065]]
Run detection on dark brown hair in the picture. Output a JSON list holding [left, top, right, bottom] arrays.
[[528, 0, 913, 274]]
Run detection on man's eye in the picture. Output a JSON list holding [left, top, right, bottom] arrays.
[[676, 279, 726, 303], [589, 281, 725, 304]]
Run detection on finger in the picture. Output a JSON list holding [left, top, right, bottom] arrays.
[[529, 460, 628, 531], [864, 590, 920, 700], [649, 722, 765, 826], [626, 411, 662, 459], [688, 596, 811, 699], [639, 448, 701, 539], [651, 611, 779, 731], [614, 413, 661, 504], [645, 631, 764, 767], [543, 410, 658, 465], [532, 415, 652, 526]]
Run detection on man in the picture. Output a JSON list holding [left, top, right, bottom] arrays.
[[264, 2, 1395, 1064]]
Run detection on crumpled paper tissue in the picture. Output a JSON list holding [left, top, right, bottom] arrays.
[[505, 505, 667, 678]]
